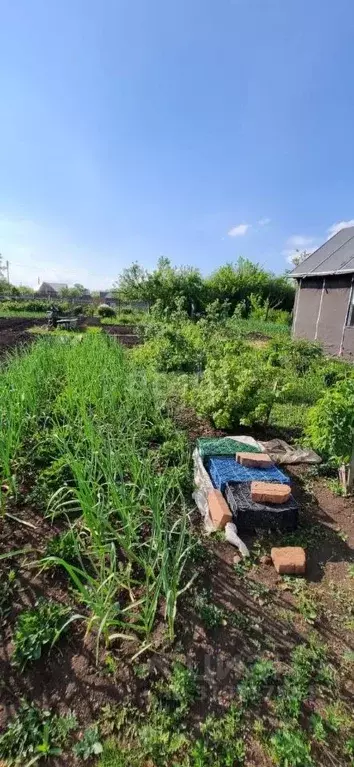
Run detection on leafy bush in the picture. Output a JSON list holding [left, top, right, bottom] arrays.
[[98, 304, 116, 318], [306, 377, 354, 467], [1, 299, 52, 313], [190, 349, 279, 428], [266, 338, 323, 375], [13, 598, 69, 667], [0, 701, 77, 764], [134, 320, 204, 373]]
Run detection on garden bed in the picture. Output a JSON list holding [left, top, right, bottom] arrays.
[[0, 334, 353, 766]]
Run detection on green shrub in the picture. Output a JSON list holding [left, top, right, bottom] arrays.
[[190, 349, 279, 428], [0, 701, 77, 764], [266, 338, 323, 375], [306, 377, 354, 467], [98, 304, 116, 318], [1, 299, 51, 313], [13, 598, 69, 667]]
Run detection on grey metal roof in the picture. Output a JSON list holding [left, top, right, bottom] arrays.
[[290, 227, 354, 278], [37, 282, 68, 292]]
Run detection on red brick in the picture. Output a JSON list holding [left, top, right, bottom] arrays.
[[208, 490, 232, 530], [251, 481, 291, 504], [236, 452, 273, 468], [271, 547, 306, 575]]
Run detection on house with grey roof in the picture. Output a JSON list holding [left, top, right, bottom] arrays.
[[291, 227, 354, 359], [37, 282, 68, 297]]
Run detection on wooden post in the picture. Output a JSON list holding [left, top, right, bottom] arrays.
[[339, 441, 354, 494]]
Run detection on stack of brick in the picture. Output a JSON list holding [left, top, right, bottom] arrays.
[[206, 450, 298, 533], [201, 440, 299, 535]]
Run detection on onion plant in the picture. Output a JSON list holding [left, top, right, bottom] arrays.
[[2, 334, 194, 655]]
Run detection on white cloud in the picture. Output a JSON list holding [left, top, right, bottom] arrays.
[[286, 235, 314, 248], [327, 220, 354, 239], [228, 223, 250, 237], [258, 217, 271, 226], [0, 215, 116, 290]]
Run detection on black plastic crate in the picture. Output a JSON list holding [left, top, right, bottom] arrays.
[[224, 481, 298, 532]]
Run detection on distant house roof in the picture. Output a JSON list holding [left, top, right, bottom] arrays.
[[37, 282, 68, 293], [291, 227, 354, 278]]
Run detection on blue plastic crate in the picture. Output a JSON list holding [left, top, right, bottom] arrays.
[[207, 456, 290, 492]]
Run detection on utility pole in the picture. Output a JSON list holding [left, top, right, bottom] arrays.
[[6, 260, 9, 284]]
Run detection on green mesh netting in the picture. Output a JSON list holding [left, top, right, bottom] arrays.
[[197, 437, 260, 458]]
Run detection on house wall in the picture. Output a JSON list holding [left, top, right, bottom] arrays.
[[292, 278, 323, 341], [293, 275, 354, 359]]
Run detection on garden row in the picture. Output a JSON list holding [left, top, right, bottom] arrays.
[[0, 333, 196, 762]]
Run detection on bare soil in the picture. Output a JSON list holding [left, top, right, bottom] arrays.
[[0, 317, 44, 358]]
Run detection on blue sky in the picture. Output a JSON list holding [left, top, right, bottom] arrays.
[[1, 0, 354, 288]]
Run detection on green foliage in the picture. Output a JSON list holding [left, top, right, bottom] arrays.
[[73, 724, 103, 760], [266, 338, 323, 375], [13, 598, 69, 667], [159, 662, 199, 715], [269, 728, 313, 766], [98, 303, 116, 317], [1, 334, 194, 648], [322, 702, 352, 733], [195, 589, 224, 629], [238, 659, 276, 706], [0, 299, 53, 313], [306, 376, 354, 466], [192, 706, 245, 766], [190, 349, 279, 428], [205, 258, 295, 313], [275, 641, 334, 722], [138, 704, 188, 764], [310, 714, 328, 744], [115, 256, 294, 315], [0, 701, 77, 764], [116, 257, 205, 314], [45, 529, 82, 566], [282, 577, 318, 624]]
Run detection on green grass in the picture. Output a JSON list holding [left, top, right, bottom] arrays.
[[100, 312, 144, 325], [0, 309, 48, 318], [269, 402, 308, 431], [229, 316, 291, 339]]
